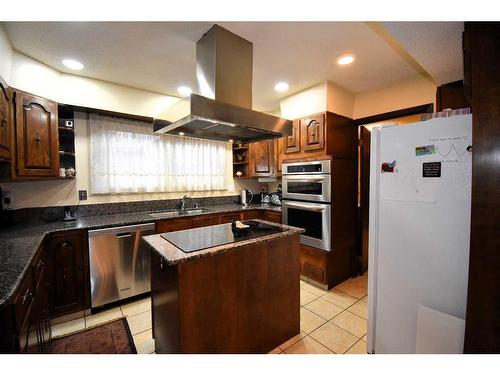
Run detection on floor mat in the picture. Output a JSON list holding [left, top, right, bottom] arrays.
[[51, 317, 137, 354]]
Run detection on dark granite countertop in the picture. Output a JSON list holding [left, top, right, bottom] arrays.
[[0, 203, 280, 306], [143, 219, 303, 266]]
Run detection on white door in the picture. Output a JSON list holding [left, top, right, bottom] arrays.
[[367, 115, 472, 353]]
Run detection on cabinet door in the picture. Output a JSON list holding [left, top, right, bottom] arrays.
[[220, 213, 242, 223], [249, 140, 275, 177], [47, 231, 89, 317], [14, 91, 59, 177], [261, 210, 282, 224], [192, 214, 221, 228], [156, 218, 192, 233], [276, 138, 284, 176], [284, 119, 300, 154], [0, 83, 11, 161], [302, 114, 325, 152]]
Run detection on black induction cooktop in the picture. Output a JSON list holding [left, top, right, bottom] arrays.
[[160, 220, 288, 253]]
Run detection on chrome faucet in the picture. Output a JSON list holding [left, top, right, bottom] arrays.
[[181, 195, 190, 211]]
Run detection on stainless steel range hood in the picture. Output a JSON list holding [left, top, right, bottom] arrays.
[[153, 25, 292, 143]]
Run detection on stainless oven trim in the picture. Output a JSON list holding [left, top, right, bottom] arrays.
[[282, 159, 331, 175], [282, 200, 331, 252], [282, 174, 332, 203]]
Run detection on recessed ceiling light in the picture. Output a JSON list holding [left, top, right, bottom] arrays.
[[229, 139, 234, 143], [179, 132, 185, 136], [177, 86, 192, 97], [336, 54, 355, 66], [62, 59, 84, 70], [274, 82, 289, 92]]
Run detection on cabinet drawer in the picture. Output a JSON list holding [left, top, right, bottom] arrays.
[[13, 271, 34, 329], [192, 214, 221, 228], [220, 213, 242, 223], [31, 247, 47, 286], [302, 263, 325, 284], [241, 210, 260, 220], [156, 218, 193, 233], [261, 210, 282, 224]]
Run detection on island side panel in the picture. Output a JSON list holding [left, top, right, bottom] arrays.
[[150, 250, 181, 353], [177, 234, 300, 353]]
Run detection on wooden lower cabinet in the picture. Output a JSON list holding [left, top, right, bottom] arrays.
[[46, 230, 90, 318], [156, 218, 192, 233], [261, 210, 281, 224], [299, 242, 353, 290], [220, 212, 242, 224], [151, 233, 300, 353], [0, 245, 52, 353], [241, 209, 260, 220], [192, 214, 221, 228]]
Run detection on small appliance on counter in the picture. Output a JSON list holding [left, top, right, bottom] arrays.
[[240, 189, 254, 206]]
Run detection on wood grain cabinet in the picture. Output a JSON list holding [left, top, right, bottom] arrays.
[[302, 114, 325, 152], [278, 111, 354, 165], [284, 119, 301, 154], [249, 139, 275, 177], [46, 230, 90, 318], [0, 83, 11, 161], [13, 90, 59, 177]]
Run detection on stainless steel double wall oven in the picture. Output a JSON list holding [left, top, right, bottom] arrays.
[[282, 160, 332, 251]]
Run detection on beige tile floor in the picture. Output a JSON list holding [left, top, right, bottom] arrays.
[[50, 273, 368, 355]]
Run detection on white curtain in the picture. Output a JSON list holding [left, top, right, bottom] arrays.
[[90, 113, 229, 194]]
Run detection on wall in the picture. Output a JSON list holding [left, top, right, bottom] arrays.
[[279, 81, 355, 120], [0, 25, 12, 85], [352, 76, 436, 119], [9, 52, 179, 118]]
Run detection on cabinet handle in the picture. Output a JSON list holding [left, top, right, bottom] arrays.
[[160, 259, 163, 269], [35, 132, 42, 143], [22, 288, 32, 305], [61, 242, 68, 248]]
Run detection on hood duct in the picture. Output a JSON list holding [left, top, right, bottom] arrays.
[[153, 25, 292, 143]]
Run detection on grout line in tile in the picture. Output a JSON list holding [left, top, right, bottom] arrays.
[[343, 337, 363, 354]]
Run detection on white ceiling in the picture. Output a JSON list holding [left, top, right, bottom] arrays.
[[3, 22, 463, 111]]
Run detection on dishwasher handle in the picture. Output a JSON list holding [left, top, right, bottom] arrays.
[[116, 232, 133, 238]]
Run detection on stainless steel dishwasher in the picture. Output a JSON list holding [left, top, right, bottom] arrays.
[[88, 223, 155, 308]]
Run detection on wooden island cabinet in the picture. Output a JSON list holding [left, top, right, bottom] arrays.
[[146, 222, 302, 353]]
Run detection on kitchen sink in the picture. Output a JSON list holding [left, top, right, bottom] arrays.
[[149, 208, 211, 219]]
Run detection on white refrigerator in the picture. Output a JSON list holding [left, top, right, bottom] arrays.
[[367, 114, 472, 354]]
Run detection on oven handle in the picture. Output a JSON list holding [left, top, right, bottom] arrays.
[[283, 202, 326, 212], [285, 178, 325, 183]]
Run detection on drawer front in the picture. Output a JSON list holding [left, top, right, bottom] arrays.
[[156, 218, 192, 233], [220, 213, 242, 224], [31, 247, 47, 286], [241, 210, 260, 220], [302, 263, 325, 284], [13, 271, 34, 329], [261, 210, 282, 224], [192, 215, 221, 228]]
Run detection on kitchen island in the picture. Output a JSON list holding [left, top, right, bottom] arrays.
[[143, 219, 303, 354]]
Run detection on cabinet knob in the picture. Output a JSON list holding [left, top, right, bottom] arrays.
[[35, 132, 42, 143]]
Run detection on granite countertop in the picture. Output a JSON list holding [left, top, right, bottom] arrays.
[[0, 203, 280, 306], [143, 219, 303, 266]]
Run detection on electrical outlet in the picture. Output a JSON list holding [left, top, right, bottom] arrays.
[[78, 190, 87, 201]]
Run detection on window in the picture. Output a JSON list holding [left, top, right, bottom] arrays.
[[89, 113, 230, 194]]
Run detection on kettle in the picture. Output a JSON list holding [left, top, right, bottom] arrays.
[[240, 189, 254, 206]]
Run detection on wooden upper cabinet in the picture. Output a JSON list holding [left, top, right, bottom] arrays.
[[302, 113, 325, 152], [249, 139, 275, 177], [0, 83, 11, 161], [276, 137, 284, 176], [14, 91, 59, 177], [284, 119, 301, 154]]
